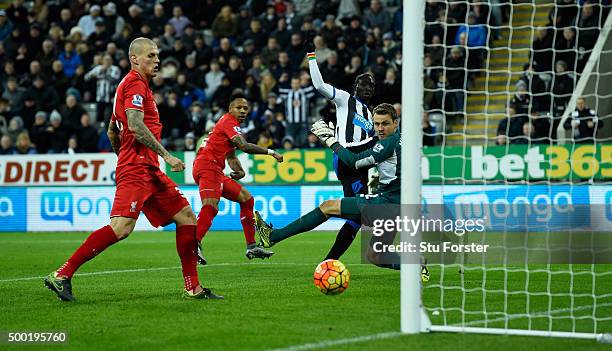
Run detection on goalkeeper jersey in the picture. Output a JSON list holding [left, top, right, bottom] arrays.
[[331, 131, 401, 202]]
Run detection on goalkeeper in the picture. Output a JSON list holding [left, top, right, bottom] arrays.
[[255, 103, 428, 279], [306, 42, 376, 260]]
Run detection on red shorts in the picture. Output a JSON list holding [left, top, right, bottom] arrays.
[[192, 160, 242, 201], [111, 165, 190, 227]]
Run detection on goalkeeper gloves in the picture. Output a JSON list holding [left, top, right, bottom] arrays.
[[311, 119, 337, 148]]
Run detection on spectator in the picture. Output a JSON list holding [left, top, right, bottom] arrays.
[[422, 111, 436, 146], [58, 41, 82, 78], [126, 5, 143, 33], [204, 59, 225, 100], [77, 4, 102, 38], [514, 121, 535, 144], [36, 40, 56, 72], [30, 110, 50, 153], [19, 93, 38, 129], [555, 27, 577, 72], [531, 27, 554, 73], [174, 73, 205, 110], [518, 63, 549, 113], [50, 60, 70, 98], [7, 115, 25, 142], [564, 97, 602, 143], [169, 6, 191, 37], [272, 51, 292, 82], [57, 8, 75, 37], [284, 2, 303, 32], [363, 0, 391, 33], [212, 5, 239, 41], [1, 77, 25, 112], [497, 105, 529, 144], [214, 37, 236, 69], [282, 135, 295, 150], [286, 33, 307, 71], [14, 130, 36, 154], [76, 113, 98, 153], [103, 2, 125, 39], [510, 81, 531, 115], [6, 0, 29, 33], [211, 76, 234, 109], [47, 110, 71, 153], [551, 60, 575, 117], [183, 132, 196, 151], [278, 75, 316, 146], [27, 75, 60, 113], [344, 15, 366, 50], [67, 135, 78, 154], [0, 10, 15, 42], [58, 92, 86, 130], [320, 15, 342, 49], [148, 4, 167, 37], [260, 70, 278, 102], [272, 19, 292, 51], [0, 134, 15, 154], [88, 20, 110, 53], [84, 53, 121, 124], [240, 18, 267, 48]]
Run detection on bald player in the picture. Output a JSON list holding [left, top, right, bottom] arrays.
[[44, 38, 222, 301]]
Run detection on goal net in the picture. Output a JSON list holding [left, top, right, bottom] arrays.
[[401, 0, 612, 341]]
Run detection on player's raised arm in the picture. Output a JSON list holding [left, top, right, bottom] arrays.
[[126, 109, 185, 171], [230, 134, 283, 163], [307, 44, 348, 103]]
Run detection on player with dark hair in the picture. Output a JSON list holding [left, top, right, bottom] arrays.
[[255, 103, 429, 280], [306, 44, 376, 260], [193, 93, 284, 264], [44, 38, 222, 301]]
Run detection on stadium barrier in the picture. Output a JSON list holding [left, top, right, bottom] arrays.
[[1, 146, 611, 187], [1, 184, 609, 232]]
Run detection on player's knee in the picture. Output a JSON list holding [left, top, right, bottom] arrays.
[[176, 206, 197, 225], [111, 224, 133, 240], [319, 200, 335, 215]]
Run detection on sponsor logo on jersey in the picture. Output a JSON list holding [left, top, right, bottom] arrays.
[[353, 112, 373, 133], [132, 94, 143, 107], [373, 143, 384, 153]]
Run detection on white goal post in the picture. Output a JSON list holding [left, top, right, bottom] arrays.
[[400, 0, 611, 342]]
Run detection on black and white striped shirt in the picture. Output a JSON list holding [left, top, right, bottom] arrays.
[[84, 65, 121, 103], [309, 58, 374, 147], [278, 85, 316, 124]]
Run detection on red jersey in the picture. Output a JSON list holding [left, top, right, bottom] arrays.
[[195, 113, 242, 171], [111, 70, 162, 171]]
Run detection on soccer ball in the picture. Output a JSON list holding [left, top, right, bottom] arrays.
[[313, 259, 350, 295]]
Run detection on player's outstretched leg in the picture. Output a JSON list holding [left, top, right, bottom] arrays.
[[196, 200, 218, 265], [45, 224, 122, 301], [197, 242, 207, 265], [255, 206, 329, 248]]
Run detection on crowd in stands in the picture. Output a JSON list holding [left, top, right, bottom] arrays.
[[0, 0, 407, 155], [420, 0, 608, 145], [0, 0, 609, 155]]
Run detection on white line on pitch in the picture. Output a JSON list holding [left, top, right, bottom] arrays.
[[0, 262, 372, 283], [264, 331, 403, 351]]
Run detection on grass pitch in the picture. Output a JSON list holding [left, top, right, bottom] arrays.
[[0, 231, 610, 350]]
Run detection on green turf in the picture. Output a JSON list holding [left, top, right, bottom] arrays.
[[0, 231, 610, 351]]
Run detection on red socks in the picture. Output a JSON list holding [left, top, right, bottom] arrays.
[[175, 225, 200, 291], [240, 197, 256, 245], [196, 204, 218, 242], [56, 225, 119, 278]]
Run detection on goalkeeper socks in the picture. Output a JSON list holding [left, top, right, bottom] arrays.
[[196, 204, 218, 242], [176, 225, 200, 291], [324, 220, 361, 260], [271, 207, 327, 243], [56, 225, 119, 278], [239, 197, 256, 245]]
